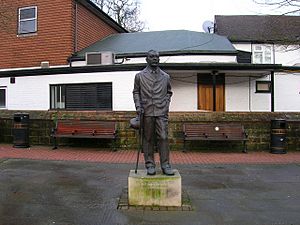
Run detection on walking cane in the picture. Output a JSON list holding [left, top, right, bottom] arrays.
[[135, 112, 143, 174]]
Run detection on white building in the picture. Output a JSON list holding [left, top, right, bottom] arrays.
[[0, 29, 299, 112], [215, 15, 300, 112]]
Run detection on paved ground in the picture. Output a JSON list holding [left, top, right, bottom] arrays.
[[1, 144, 300, 164], [1, 144, 300, 225]]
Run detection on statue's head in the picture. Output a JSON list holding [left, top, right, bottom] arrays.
[[146, 50, 160, 68]]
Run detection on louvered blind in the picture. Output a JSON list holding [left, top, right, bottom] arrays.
[[66, 83, 112, 110]]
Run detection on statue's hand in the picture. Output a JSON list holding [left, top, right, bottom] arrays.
[[136, 107, 144, 115]]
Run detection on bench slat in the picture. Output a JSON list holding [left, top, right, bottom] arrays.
[[183, 123, 248, 153], [51, 120, 117, 150]]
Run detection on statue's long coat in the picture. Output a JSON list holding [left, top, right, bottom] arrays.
[[133, 66, 172, 116]]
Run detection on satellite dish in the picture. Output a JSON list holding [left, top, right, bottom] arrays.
[[202, 20, 214, 33]]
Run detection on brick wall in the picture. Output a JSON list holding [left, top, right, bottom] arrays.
[[0, 0, 74, 69], [76, 2, 119, 52], [0, 110, 299, 152], [0, 0, 121, 69]]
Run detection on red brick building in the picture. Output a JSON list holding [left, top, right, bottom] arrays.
[[0, 0, 127, 69]]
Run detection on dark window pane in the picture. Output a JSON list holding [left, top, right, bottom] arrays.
[[0, 89, 6, 107], [19, 20, 36, 34], [20, 8, 36, 20], [256, 81, 271, 93]]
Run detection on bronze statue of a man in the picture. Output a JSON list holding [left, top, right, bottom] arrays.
[[133, 50, 174, 176]]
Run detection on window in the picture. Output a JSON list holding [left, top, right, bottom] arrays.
[[50, 85, 66, 109], [0, 88, 6, 108], [256, 81, 271, 93], [18, 6, 37, 34], [50, 83, 112, 110], [253, 45, 273, 64]]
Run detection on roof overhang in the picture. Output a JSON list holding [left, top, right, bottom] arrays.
[[1, 63, 296, 78], [76, 0, 127, 33], [164, 63, 286, 77]]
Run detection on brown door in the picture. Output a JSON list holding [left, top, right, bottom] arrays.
[[198, 74, 225, 111]]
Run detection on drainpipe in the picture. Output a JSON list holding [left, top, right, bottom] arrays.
[[272, 43, 275, 64], [212, 71, 217, 111], [271, 71, 275, 112], [248, 77, 251, 112], [74, 2, 78, 53]]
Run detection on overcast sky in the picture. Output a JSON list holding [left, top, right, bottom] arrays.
[[139, 0, 277, 32]]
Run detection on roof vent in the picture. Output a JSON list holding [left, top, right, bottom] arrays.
[[86, 52, 114, 65], [41, 61, 50, 68]]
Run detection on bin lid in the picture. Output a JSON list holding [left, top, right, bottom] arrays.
[[271, 119, 286, 121], [14, 112, 29, 116]]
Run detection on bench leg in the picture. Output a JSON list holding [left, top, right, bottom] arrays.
[[112, 138, 117, 152], [52, 136, 58, 150], [183, 139, 187, 152], [242, 140, 247, 153]]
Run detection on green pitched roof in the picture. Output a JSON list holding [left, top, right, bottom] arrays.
[[76, 30, 237, 58]]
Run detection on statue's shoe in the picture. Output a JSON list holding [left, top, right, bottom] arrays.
[[147, 166, 156, 175], [162, 165, 175, 176]]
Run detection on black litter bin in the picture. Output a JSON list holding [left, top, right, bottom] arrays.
[[13, 113, 30, 148], [270, 119, 287, 154]]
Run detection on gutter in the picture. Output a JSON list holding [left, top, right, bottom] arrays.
[[280, 66, 300, 74], [0, 63, 285, 78]]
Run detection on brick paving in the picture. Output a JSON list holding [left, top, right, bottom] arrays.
[[1, 144, 300, 164]]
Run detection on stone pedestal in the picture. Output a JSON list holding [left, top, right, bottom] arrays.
[[128, 169, 181, 207]]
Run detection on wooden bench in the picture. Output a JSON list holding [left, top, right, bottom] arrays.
[[51, 120, 117, 150], [183, 123, 248, 153]]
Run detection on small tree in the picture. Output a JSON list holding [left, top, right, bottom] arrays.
[[253, 0, 300, 50], [253, 0, 300, 15], [91, 0, 145, 32]]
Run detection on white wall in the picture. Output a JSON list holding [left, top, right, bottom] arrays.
[[168, 72, 198, 111], [71, 55, 237, 67], [274, 46, 300, 66], [1, 70, 299, 112], [226, 75, 272, 112], [226, 73, 300, 112], [275, 73, 300, 111], [123, 55, 237, 64], [249, 76, 271, 112], [1, 71, 138, 111], [225, 76, 250, 111], [0, 70, 199, 112], [232, 43, 251, 52]]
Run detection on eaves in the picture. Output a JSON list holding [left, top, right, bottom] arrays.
[[0, 63, 285, 78]]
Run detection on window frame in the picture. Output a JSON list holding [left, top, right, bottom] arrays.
[[50, 85, 66, 110], [252, 44, 273, 64], [0, 87, 7, 109], [18, 6, 38, 35], [49, 83, 113, 111], [255, 81, 272, 93]]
